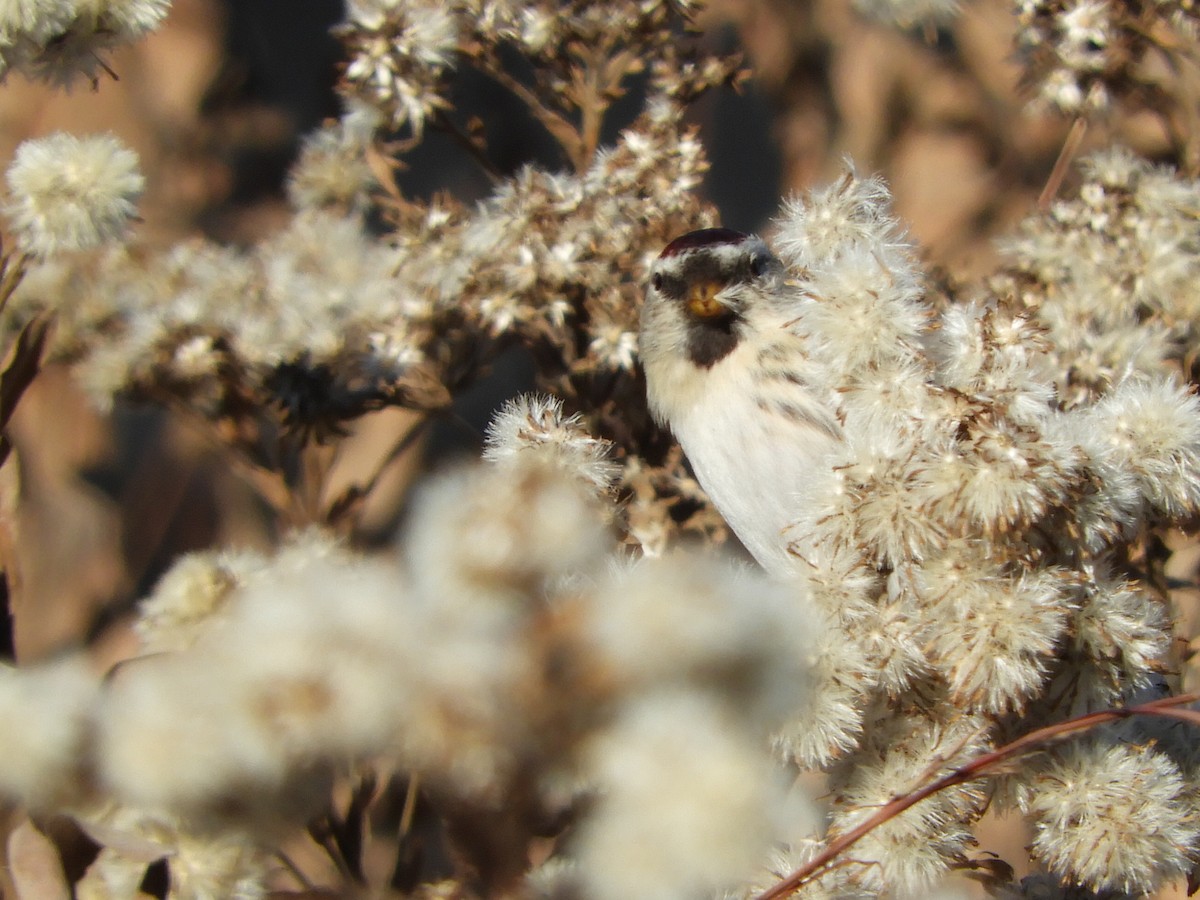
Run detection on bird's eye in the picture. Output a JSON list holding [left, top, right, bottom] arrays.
[[750, 255, 769, 277], [652, 273, 663, 290]]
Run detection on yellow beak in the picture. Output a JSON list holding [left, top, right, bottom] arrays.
[[686, 281, 727, 319]]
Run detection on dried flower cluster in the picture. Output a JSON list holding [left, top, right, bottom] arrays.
[[723, 167, 1200, 895], [337, 0, 713, 158], [10, 102, 706, 445], [859, 0, 1200, 128], [0, 0, 1199, 898], [0, 0, 169, 87], [9, 60, 719, 450], [999, 147, 1200, 405], [1, 452, 820, 899], [1014, 0, 1200, 115]]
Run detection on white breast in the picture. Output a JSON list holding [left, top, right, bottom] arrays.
[[667, 336, 843, 578]]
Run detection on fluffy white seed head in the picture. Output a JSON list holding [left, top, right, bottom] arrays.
[[483, 393, 619, 494], [99, 555, 414, 828], [785, 242, 928, 377], [0, 0, 169, 86], [827, 710, 990, 894], [135, 548, 262, 653], [587, 553, 821, 729], [0, 658, 101, 810], [0, 0, 69, 44], [772, 167, 913, 273], [1079, 379, 1200, 519], [575, 690, 802, 900], [852, 0, 962, 27], [287, 108, 380, 211], [5, 132, 144, 256], [1066, 565, 1170, 707], [404, 454, 610, 608], [919, 562, 1070, 713], [1024, 740, 1200, 894]]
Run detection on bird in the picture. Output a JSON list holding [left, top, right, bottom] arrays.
[[639, 227, 844, 578]]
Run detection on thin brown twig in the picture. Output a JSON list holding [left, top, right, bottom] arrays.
[[272, 849, 315, 890], [298, 439, 335, 525], [1038, 117, 1088, 211], [755, 692, 1200, 900], [432, 109, 503, 181], [0, 251, 29, 320], [574, 44, 609, 168], [308, 817, 357, 883], [399, 772, 421, 838], [475, 58, 586, 169], [325, 414, 429, 528], [171, 403, 300, 524]]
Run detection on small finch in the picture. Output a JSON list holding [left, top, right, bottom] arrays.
[[639, 228, 844, 578]]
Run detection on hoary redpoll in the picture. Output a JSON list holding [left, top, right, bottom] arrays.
[[639, 228, 844, 578]]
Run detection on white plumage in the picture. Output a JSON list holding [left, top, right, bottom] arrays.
[[639, 228, 844, 578]]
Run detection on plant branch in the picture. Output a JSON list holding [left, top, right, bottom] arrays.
[[475, 57, 586, 170], [755, 693, 1200, 900], [324, 414, 429, 528], [0, 250, 30, 320], [1038, 117, 1088, 211], [432, 109, 504, 181]]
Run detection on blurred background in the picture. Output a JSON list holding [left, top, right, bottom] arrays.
[[3, 3, 1200, 897]]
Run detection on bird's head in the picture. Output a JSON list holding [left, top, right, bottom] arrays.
[[640, 227, 782, 372], [638, 227, 785, 427]]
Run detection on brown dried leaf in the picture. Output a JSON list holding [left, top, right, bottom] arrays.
[[7, 817, 70, 900], [0, 313, 52, 470]]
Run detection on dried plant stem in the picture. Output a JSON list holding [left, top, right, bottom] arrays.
[[0, 250, 29, 320], [755, 693, 1200, 900], [176, 407, 299, 523], [298, 440, 335, 524], [399, 773, 421, 837], [273, 849, 315, 891], [1138, 26, 1200, 174], [476, 58, 587, 169], [1143, 81, 1200, 177], [578, 67, 605, 169], [570, 40, 634, 167], [325, 415, 429, 528], [308, 817, 359, 884], [1038, 117, 1088, 211], [432, 109, 503, 181]]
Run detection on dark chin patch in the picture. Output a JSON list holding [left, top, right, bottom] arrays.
[[686, 315, 739, 368]]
